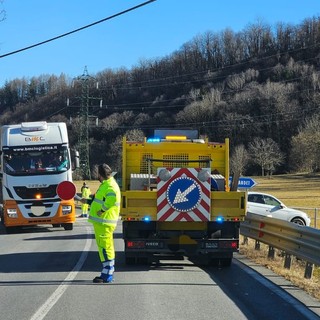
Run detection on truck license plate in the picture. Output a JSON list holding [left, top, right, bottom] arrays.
[[205, 242, 218, 249]]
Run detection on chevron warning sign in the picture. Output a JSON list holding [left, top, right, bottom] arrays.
[[157, 168, 211, 222]]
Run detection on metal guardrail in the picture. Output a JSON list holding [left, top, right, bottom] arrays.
[[240, 212, 320, 278]]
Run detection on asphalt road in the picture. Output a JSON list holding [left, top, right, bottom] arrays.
[[0, 214, 319, 320]]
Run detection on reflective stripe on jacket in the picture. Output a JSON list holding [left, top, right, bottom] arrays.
[[88, 177, 121, 227]]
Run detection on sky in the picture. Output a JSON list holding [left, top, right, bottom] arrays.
[[0, 0, 320, 87]]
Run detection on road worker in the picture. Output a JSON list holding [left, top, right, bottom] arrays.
[[80, 182, 91, 218], [81, 164, 120, 283]]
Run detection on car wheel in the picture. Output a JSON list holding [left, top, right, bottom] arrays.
[[291, 217, 305, 226]]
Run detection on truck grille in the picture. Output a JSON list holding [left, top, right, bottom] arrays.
[[13, 185, 58, 199]]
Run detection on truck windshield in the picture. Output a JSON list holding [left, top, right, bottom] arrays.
[[3, 145, 70, 176]]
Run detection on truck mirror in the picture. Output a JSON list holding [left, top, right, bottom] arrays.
[[71, 150, 80, 170]]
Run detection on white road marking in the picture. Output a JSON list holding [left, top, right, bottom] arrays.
[[30, 226, 92, 320]]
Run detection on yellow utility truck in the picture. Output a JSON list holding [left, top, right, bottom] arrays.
[[121, 129, 246, 266]]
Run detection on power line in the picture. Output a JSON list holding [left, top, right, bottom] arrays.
[[0, 0, 156, 58]]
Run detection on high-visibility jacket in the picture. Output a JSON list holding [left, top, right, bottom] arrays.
[[81, 186, 91, 199], [88, 177, 120, 227]]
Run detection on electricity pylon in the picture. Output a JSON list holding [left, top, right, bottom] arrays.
[[74, 66, 101, 180]]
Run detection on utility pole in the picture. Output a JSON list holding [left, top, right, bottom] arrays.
[[72, 67, 101, 180]]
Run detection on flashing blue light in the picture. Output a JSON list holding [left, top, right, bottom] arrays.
[[216, 216, 224, 223], [147, 137, 161, 143], [143, 216, 151, 222]]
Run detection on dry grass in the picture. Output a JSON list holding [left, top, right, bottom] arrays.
[[251, 173, 320, 228], [239, 237, 320, 301], [74, 174, 320, 300], [251, 173, 320, 202]]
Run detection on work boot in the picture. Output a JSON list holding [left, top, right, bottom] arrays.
[[93, 275, 113, 283]]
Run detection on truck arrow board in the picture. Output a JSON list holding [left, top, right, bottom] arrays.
[[173, 183, 197, 204], [168, 177, 201, 211], [157, 168, 211, 221]]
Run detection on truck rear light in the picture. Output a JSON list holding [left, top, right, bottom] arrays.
[[231, 241, 238, 249], [125, 216, 151, 222], [220, 240, 238, 249], [127, 241, 145, 249], [127, 240, 163, 249], [203, 240, 238, 250]]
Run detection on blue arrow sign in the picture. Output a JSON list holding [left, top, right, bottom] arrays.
[[167, 177, 202, 212], [229, 176, 257, 189]]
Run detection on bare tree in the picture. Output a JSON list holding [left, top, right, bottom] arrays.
[[248, 137, 284, 176], [125, 129, 145, 142], [290, 114, 320, 172], [230, 144, 249, 176]]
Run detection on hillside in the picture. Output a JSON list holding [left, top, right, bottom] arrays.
[[2, 16, 320, 179]]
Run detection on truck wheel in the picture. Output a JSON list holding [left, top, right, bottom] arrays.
[[208, 258, 219, 266], [220, 258, 232, 267], [5, 226, 18, 234], [125, 256, 136, 265], [63, 223, 73, 231], [208, 257, 232, 267], [136, 257, 149, 265]]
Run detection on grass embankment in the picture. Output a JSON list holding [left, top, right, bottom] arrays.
[[240, 173, 320, 301], [74, 175, 320, 301], [251, 173, 320, 208]]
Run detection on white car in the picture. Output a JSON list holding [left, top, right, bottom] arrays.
[[247, 192, 311, 226]]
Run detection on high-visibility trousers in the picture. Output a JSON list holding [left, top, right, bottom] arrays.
[[81, 203, 89, 214], [93, 223, 116, 261]]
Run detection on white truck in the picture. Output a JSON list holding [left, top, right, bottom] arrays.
[[0, 121, 78, 233]]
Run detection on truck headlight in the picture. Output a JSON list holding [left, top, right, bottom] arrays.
[[7, 208, 18, 218], [62, 205, 72, 215]]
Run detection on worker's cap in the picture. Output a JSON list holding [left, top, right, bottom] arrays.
[[98, 163, 113, 177]]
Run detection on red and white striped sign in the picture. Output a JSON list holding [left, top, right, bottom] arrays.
[[157, 167, 211, 221]]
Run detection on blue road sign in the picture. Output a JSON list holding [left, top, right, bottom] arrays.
[[229, 176, 257, 189], [167, 176, 202, 212]]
